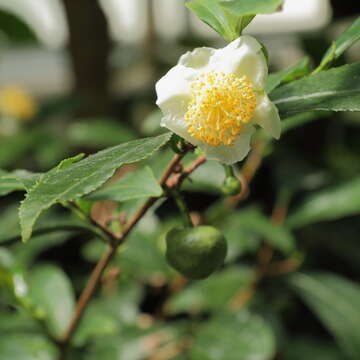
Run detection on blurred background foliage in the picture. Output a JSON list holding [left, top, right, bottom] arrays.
[[1, 1, 360, 359]]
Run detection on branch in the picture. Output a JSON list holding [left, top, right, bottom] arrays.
[[58, 153, 186, 353], [166, 155, 206, 189], [266, 258, 301, 276], [67, 201, 120, 245]]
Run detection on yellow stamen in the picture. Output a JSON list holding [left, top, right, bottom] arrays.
[[185, 71, 257, 147]]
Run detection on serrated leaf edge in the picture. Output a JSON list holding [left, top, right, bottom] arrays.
[[19, 133, 171, 241]]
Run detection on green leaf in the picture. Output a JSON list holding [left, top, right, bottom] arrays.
[[283, 337, 347, 360], [0, 247, 14, 269], [74, 306, 119, 347], [56, 153, 85, 170], [266, 57, 311, 94], [187, 0, 283, 40], [9, 170, 41, 190], [290, 272, 360, 360], [68, 118, 136, 148], [287, 177, 360, 228], [316, 17, 360, 73], [167, 267, 255, 314], [222, 207, 295, 255], [220, 214, 260, 260], [121, 231, 172, 280], [83, 223, 173, 281], [0, 262, 28, 302], [186, 0, 238, 41], [0, 333, 57, 360], [0, 10, 38, 44], [75, 281, 142, 346], [271, 63, 360, 118], [145, 148, 174, 179], [0, 204, 22, 244], [189, 311, 275, 360], [19, 133, 171, 242], [83, 333, 147, 360], [28, 264, 75, 337], [0, 169, 42, 196], [0, 310, 39, 333], [76, 314, 179, 360], [220, 0, 283, 15], [0, 262, 50, 331], [86, 166, 162, 202], [0, 176, 24, 196], [0, 205, 91, 247]]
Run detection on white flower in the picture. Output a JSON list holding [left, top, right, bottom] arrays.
[[155, 35, 281, 164]]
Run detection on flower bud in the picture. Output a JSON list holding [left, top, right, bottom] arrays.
[[221, 176, 241, 196]]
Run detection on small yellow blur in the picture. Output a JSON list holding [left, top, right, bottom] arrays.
[[0, 85, 37, 121]]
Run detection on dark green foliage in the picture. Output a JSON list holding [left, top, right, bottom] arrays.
[[1, 8, 360, 360]]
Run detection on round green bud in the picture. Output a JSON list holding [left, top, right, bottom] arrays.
[[165, 226, 227, 280], [221, 176, 241, 196]]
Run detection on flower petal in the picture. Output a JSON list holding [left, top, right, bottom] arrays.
[[160, 113, 203, 146], [179, 47, 215, 70], [156, 47, 216, 114], [155, 35, 278, 165], [199, 126, 255, 165], [155, 64, 194, 115], [211, 35, 268, 89], [253, 96, 282, 139]]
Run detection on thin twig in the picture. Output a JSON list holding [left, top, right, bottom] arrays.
[[165, 156, 207, 228], [59, 246, 115, 349], [67, 201, 120, 245], [58, 153, 185, 355], [266, 258, 301, 276], [59, 152, 211, 358], [166, 155, 206, 189]]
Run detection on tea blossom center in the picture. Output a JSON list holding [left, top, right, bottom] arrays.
[[184, 71, 257, 146]]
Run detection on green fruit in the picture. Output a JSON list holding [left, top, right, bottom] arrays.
[[221, 176, 241, 195], [165, 226, 227, 279]]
